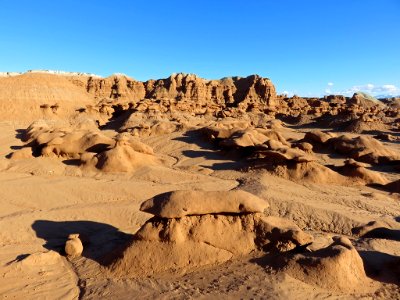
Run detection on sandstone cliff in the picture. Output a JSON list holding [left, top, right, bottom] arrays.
[[69, 73, 277, 108], [0, 71, 278, 121]]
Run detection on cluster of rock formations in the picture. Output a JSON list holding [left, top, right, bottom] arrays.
[[10, 119, 158, 173], [199, 121, 398, 187]]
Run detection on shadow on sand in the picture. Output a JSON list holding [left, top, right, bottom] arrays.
[[31, 220, 133, 263]]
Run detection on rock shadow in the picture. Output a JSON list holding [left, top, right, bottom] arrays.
[[31, 220, 133, 263], [360, 227, 400, 241], [358, 250, 400, 285], [173, 129, 217, 150]]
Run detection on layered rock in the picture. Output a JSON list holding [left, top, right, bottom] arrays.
[[84, 74, 146, 102], [72, 73, 277, 112], [0, 72, 95, 121], [0, 72, 278, 121], [143, 74, 277, 109]]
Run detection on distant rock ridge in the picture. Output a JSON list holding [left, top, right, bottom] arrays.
[[0, 70, 276, 106], [0, 71, 277, 121], [1, 70, 397, 126], [77, 73, 277, 108]]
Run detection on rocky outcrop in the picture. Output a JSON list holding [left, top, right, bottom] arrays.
[[144, 74, 277, 108], [0, 72, 277, 121], [348, 92, 384, 108], [75, 73, 277, 110], [84, 75, 146, 102]]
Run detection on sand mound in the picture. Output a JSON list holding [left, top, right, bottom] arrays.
[[87, 134, 159, 172], [331, 135, 400, 164], [8, 147, 33, 160], [249, 143, 346, 184], [201, 122, 252, 141], [220, 129, 270, 148], [345, 117, 387, 133], [105, 190, 312, 277], [118, 112, 182, 137], [19, 250, 62, 266], [272, 161, 346, 184], [140, 190, 268, 218], [1, 250, 79, 298], [337, 159, 389, 185], [304, 130, 336, 144], [255, 216, 314, 252], [274, 236, 373, 292]]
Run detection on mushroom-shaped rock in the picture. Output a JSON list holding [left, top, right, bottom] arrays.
[[65, 234, 83, 257], [104, 212, 314, 277], [140, 190, 269, 218]]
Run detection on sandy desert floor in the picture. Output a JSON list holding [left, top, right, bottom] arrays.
[[0, 118, 399, 299]]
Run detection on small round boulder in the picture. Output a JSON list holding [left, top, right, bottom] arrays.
[[65, 234, 83, 257]]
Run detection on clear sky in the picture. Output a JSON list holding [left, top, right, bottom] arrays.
[[1, 0, 399, 96]]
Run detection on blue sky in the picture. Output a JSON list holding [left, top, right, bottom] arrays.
[[1, 0, 399, 96]]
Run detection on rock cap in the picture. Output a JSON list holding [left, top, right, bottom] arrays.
[[140, 190, 269, 218]]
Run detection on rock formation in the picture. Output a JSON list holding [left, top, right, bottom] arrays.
[[274, 237, 373, 293], [140, 190, 268, 218], [65, 234, 84, 257], [104, 190, 313, 277], [85, 133, 159, 172], [330, 135, 400, 164]]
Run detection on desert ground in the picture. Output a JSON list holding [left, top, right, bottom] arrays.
[[0, 71, 399, 299]]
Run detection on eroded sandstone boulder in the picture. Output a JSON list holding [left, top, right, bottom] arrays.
[[65, 234, 83, 257], [140, 190, 268, 218]]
